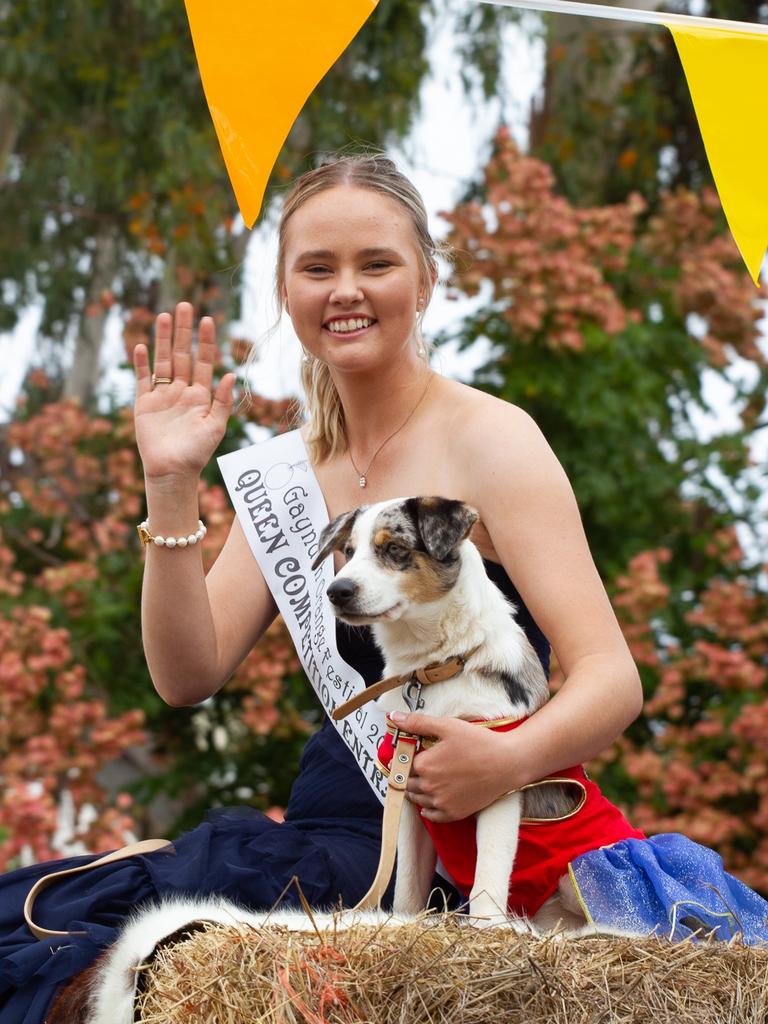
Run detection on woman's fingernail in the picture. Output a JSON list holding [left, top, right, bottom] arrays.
[[391, 711, 406, 723]]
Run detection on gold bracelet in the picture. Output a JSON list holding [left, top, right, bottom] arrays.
[[136, 519, 207, 549]]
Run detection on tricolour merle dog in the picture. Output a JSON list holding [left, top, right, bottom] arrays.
[[313, 495, 588, 927]]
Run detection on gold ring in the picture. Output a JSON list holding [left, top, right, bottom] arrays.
[[151, 374, 173, 387]]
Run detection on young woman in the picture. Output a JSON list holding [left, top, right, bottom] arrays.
[[137, 158, 643, 814], [0, 155, 764, 1024]]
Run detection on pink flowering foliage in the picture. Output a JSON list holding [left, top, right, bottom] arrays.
[[443, 128, 644, 352], [0, 604, 144, 866], [600, 538, 768, 892], [442, 131, 766, 570]]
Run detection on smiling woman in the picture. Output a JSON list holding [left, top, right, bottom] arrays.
[[264, 157, 442, 471]]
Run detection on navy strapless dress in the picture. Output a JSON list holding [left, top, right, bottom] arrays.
[[0, 563, 549, 1024]]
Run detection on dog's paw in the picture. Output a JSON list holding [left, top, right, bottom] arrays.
[[392, 897, 429, 917], [467, 892, 512, 926], [332, 907, 420, 930]]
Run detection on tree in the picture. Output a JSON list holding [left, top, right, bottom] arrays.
[[605, 541, 768, 891], [1, 0, 529, 863], [0, 361, 311, 865], [440, 128, 768, 892]]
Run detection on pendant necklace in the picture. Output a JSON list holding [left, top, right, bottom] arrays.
[[348, 372, 434, 488]]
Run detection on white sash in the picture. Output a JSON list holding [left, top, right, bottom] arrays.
[[217, 430, 387, 803]]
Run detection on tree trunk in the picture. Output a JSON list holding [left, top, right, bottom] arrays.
[[528, 0, 661, 205], [63, 232, 117, 408], [0, 83, 22, 184]]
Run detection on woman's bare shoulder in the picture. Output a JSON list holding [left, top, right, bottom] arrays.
[[439, 376, 530, 414], [439, 379, 546, 464]]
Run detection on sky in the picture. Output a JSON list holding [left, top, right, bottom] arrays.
[[0, 2, 765, 555]]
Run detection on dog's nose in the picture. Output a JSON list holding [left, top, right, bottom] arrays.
[[327, 578, 359, 607]]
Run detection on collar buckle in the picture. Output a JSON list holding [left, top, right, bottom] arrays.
[[402, 677, 425, 714]]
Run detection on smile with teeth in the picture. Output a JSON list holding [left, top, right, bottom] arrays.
[[325, 317, 376, 334]]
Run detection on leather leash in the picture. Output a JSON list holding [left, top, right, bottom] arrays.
[[336, 647, 479, 911], [24, 839, 172, 940], [352, 731, 419, 910]]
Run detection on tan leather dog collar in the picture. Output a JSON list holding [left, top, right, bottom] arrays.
[[332, 646, 480, 721]]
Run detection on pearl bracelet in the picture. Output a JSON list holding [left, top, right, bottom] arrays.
[[136, 519, 207, 549]]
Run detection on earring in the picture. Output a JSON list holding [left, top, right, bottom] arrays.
[[301, 349, 311, 364]]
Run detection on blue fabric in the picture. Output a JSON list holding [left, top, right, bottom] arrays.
[[0, 558, 543, 1023], [570, 834, 768, 945]]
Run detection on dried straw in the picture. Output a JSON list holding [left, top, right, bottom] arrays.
[[136, 916, 768, 1024]]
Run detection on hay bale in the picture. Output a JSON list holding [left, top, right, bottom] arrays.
[[135, 918, 768, 1023]]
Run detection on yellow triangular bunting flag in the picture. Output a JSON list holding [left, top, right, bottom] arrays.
[[666, 25, 768, 284], [184, 0, 379, 228]]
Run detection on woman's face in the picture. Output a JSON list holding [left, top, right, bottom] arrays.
[[281, 185, 427, 375]]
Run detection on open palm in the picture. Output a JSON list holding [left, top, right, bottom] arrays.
[[133, 302, 236, 482]]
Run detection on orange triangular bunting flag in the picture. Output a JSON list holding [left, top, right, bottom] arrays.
[[184, 0, 379, 228]]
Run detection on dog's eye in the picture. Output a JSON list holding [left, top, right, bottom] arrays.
[[343, 544, 355, 560], [386, 542, 407, 558]]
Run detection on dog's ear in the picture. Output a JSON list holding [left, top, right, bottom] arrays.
[[311, 508, 362, 570], [411, 497, 479, 561]]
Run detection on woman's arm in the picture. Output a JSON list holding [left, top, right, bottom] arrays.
[[397, 394, 643, 821], [134, 304, 278, 707], [141, 487, 279, 707]]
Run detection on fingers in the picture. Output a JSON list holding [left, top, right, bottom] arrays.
[[192, 315, 217, 391], [133, 342, 152, 399], [406, 787, 431, 809], [406, 784, 448, 822], [405, 778, 459, 823], [419, 807, 450, 823], [209, 372, 237, 428], [389, 711, 451, 737], [406, 769, 435, 807], [152, 302, 193, 385], [172, 302, 194, 384], [152, 310, 174, 381], [144, 303, 229, 400]]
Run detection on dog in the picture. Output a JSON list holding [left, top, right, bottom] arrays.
[[314, 495, 622, 929]]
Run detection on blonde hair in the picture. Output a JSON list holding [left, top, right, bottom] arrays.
[[242, 153, 445, 464]]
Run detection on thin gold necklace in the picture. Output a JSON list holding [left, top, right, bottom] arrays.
[[348, 372, 434, 488]]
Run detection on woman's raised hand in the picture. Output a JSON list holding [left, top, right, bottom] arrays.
[[133, 302, 237, 483]]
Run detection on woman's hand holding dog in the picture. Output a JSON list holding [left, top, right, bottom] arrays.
[[133, 301, 237, 485], [391, 712, 522, 822]]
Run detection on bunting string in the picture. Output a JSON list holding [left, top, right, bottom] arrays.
[[477, 0, 768, 34]]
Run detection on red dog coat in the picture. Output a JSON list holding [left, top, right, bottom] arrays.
[[377, 716, 645, 917]]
